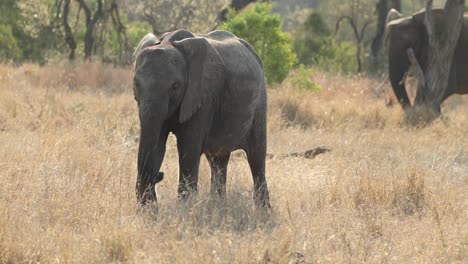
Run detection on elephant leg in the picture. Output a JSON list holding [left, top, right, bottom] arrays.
[[206, 153, 230, 198], [441, 60, 457, 103], [389, 49, 411, 109], [176, 136, 202, 200], [245, 121, 270, 208]]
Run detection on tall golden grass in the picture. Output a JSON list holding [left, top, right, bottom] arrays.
[[0, 62, 466, 263]]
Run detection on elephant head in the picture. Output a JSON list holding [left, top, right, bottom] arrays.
[[132, 33, 160, 63], [385, 10, 424, 109], [132, 30, 225, 205], [385, 9, 455, 110]]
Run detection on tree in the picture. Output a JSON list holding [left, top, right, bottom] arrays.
[[62, 0, 77, 60], [407, 0, 465, 123], [0, 0, 59, 63], [55, 0, 130, 62], [371, 0, 401, 64], [220, 3, 297, 84], [331, 0, 375, 73], [217, 0, 266, 23], [0, 24, 20, 60], [293, 11, 357, 73], [124, 0, 227, 36], [77, 0, 104, 60]]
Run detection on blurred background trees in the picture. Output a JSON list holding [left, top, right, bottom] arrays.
[[0, 0, 455, 81], [220, 3, 296, 84]]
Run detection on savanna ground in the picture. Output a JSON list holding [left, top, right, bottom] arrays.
[[0, 63, 466, 263]]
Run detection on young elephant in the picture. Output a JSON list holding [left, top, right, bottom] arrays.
[[132, 29, 270, 208]]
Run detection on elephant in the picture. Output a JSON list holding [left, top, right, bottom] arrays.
[[386, 8, 468, 110], [132, 29, 270, 208]]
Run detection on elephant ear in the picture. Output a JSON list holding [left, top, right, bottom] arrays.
[[173, 37, 225, 123], [386, 8, 403, 26], [132, 33, 160, 63], [166, 29, 195, 42], [384, 9, 405, 48]]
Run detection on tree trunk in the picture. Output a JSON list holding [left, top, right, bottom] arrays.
[[335, 16, 371, 73], [371, 0, 401, 64], [62, 0, 76, 61], [109, 1, 130, 64], [77, 0, 103, 61], [356, 44, 362, 73], [407, 0, 464, 124]]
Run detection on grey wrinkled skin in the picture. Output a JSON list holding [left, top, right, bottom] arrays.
[[386, 8, 468, 109], [133, 29, 270, 208]]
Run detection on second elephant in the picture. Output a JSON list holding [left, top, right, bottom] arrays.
[[386, 8, 468, 109]]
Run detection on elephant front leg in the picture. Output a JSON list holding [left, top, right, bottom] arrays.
[[206, 153, 230, 198], [389, 50, 411, 109], [176, 136, 202, 200]]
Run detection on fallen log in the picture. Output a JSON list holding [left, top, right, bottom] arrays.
[[232, 146, 331, 160]]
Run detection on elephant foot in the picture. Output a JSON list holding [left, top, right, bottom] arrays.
[[253, 189, 271, 209], [137, 171, 163, 206]]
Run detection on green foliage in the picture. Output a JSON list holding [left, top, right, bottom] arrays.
[[291, 64, 321, 92], [0, 24, 21, 60], [293, 11, 357, 73], [304, 11, 330, 36], [220, 3, 297, 84], [127, 21, 153, 49], [0, 0, 59, 63], [0, 0, 21, 61]]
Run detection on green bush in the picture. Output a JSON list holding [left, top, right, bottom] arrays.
[[220, 3, 297, 84], [0, 24, 21, 61], [127, 21, 153, 51], [0, 0, 58, 63], [291, 64, 321, 92], [293, 11, 357, 73]]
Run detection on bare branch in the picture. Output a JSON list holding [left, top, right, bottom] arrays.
[[72, 5, 81, 28], [359, 20, 372, 41], [51, 0, 64, 25], [335, 15, 360, 42]]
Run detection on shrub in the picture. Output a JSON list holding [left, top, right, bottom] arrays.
[[291, 64, 321, 92], [0, 24, 21, 61], [127, 21, 153, 52], [220, 3, 297, 84], [293, 11, 357, 73]]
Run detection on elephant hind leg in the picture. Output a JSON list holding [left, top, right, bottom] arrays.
[[206, 153, 230, 198], [244, 121, 271, 208]]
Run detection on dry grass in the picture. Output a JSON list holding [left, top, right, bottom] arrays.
[[0, 63, 466, 263]]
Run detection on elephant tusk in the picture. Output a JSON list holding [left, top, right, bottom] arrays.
[[399, 71, 408, 85]]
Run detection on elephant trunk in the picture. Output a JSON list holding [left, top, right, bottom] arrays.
[[136, 114, 169, 205], [389, 49, 412, 109]]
